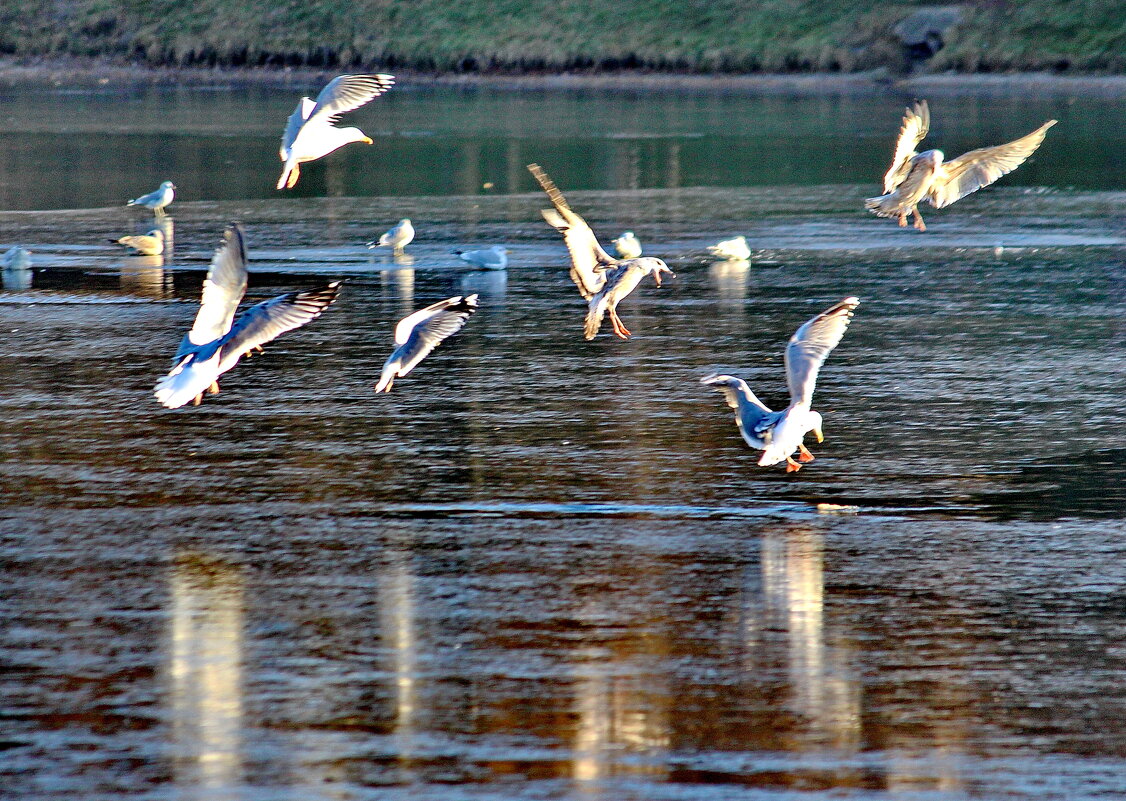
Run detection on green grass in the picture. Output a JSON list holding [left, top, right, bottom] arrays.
[[1, 0, 1122, 74]]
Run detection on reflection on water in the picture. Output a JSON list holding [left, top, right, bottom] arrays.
[[380, 547, 418, 776], [708, 258, 750, 299], [169, 553, 244, 800]]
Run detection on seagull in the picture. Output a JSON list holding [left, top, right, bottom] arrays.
[[527, 163, 674, 339], [113, 229, 165, 256], [452, 245, 508, 270], [1, 246, 32, 271], [154, 223, 342, 408], [276, 73, 396, 190], [707, 236, 750, 260], [611, 231, 642, 259], [866, 100, 1056, 231], [374, 294, 478, 392], [127, 181, 176, 216], [702, 297, 860, 472], [368, 218, 414, 255]]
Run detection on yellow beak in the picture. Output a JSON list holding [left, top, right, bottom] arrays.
[[814, 427, 825, 443]]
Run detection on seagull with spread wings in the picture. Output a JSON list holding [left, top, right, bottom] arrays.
[[866, 100, 1056, 231], [374, 294, 478, 393], [702, 297, 860, 472], [276, 73, 396, 190], [154, 223, 342, 408], [527, 163, 673, 340]]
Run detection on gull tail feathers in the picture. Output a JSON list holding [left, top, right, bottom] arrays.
[[154, 354, 220, 409], [865, 192, 899, 218], [584, 298, 608, 340]]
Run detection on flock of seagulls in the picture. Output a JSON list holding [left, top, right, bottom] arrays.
[[12, 74, 1057, 472]]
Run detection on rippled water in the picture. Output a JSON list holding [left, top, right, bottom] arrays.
[[2, 86, 1125, 800]]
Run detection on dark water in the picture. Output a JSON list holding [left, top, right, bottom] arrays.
[[2, 85, 1126, 800], [0, 85, 1120, 210]]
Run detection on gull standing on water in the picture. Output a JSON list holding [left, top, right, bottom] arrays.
[[374, 294, 479, 392], [127, 181, 176, 216], [1, 246, 32, 271], [113, 228, 165, 256], [866, 100, 1056, 231], [276, 73, 396, 189], [527, 163, 674, 340], [452, 245, 508, 270], [154, 223, 342, 408], [369, 218, 414, 256], [708, 236, 751, 260], [702, 297, 860, 472], [611, 231, 642, 259]]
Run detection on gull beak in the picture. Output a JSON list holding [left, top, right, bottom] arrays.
[[813, 426, 825, 443], [362, 137, 374, 145]]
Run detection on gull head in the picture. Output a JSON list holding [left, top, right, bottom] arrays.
[[161, 181, 176, 191], [644, 258, 675, 287], [807, 410, 825, 443]]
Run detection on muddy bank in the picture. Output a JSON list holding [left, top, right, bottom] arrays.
[[1, 56, 1125, 98]]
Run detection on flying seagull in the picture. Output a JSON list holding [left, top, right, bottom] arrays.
[[452, 245, 508, 270], [368, 218, 414, 255], [866, 100, 1056, 231], [113, 229, 165, 255], [374, 294, 479, 392], [154, 223, 342, 408], [527, 162, 673, 339], [277, 73, 396, 190], [707, 236, 751, 260], [127, 181, 176, 216], [611, 231, 642, 259], [702, 297, 860, 472]]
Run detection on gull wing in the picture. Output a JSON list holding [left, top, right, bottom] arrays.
[[784, 297, 860, 407], [178, 224, 249, 356], [306, 73, 396, 129], [927, 120, 1057, 209], [527, 163, 615, 299], [217, 281, 343, 369], [390, 294, 478, 375], [883, 100, 930, 193], [280, 97, 316, 160]]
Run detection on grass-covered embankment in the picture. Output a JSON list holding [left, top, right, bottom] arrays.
[[2, 0, 1124, 74]]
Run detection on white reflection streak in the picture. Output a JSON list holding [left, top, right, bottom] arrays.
[[380, 266, 415, 316], [708, 258, 750, 299], [761, 530, 860, 748], [169, 555, 244, 800], [573, 652, 611, 786], [380, 550, 417, 766]]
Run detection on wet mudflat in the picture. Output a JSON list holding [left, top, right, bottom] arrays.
[[2, 181, 1124, 799]]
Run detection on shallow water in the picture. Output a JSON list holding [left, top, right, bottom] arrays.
[[2, 86, 1126, 800]]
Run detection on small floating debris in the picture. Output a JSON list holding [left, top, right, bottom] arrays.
[[816, 503, 860, 514]]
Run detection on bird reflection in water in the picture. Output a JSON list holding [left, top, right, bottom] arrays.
[[119, 254, 171, 298], [708, 258, 750, 299], [379, 547, 418, 780], [168, 552, 244, 800], [571, 604, 670, 791], [380, 264, 415, 318], [757, 527, 861, 751]]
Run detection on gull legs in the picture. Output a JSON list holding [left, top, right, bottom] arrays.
[[912, 208, 927, 231], [609, 306, 631, 339], [191, 382, 221, 407], [797, 443, 816, 463]]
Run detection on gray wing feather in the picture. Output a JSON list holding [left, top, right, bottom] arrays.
[[883, 100, 930, 193], [307, 74, 396, 128], [218, 281, 343, 369], [280, 97, 315, 160], [391, 295, 478, 376], [785, 297, 860, 406], [178, 224, 249, 357], [928, 120, 1056, 209]]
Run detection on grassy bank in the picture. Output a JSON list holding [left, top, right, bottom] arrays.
[[2, 1, 1123, 75]]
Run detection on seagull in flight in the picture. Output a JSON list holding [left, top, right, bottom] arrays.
[[375, 294, 479, 393], [702, 297, 860, 472], [277, 73, 396, 190], [154, 223, 342, 408], [866, 100, 1056, 231]]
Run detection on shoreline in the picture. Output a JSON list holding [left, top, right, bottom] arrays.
[[1, 56, 1124, 97]]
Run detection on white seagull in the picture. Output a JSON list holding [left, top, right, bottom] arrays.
[[866, 100, 1056, 231], [1, 246, 32, 271], [368, 218, 414, 255], [374, 294, 479, 393], [527, 162, 673, 339], [277, 73, 396, 190], [113, 229, 165, 256], [154, 223, 342, 408], [702, 297, 860, 472], [707, 236, 751, 260], [127, 181, 176, 216], [452, 245, 508, 270], [611, 231, 642, 259]]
